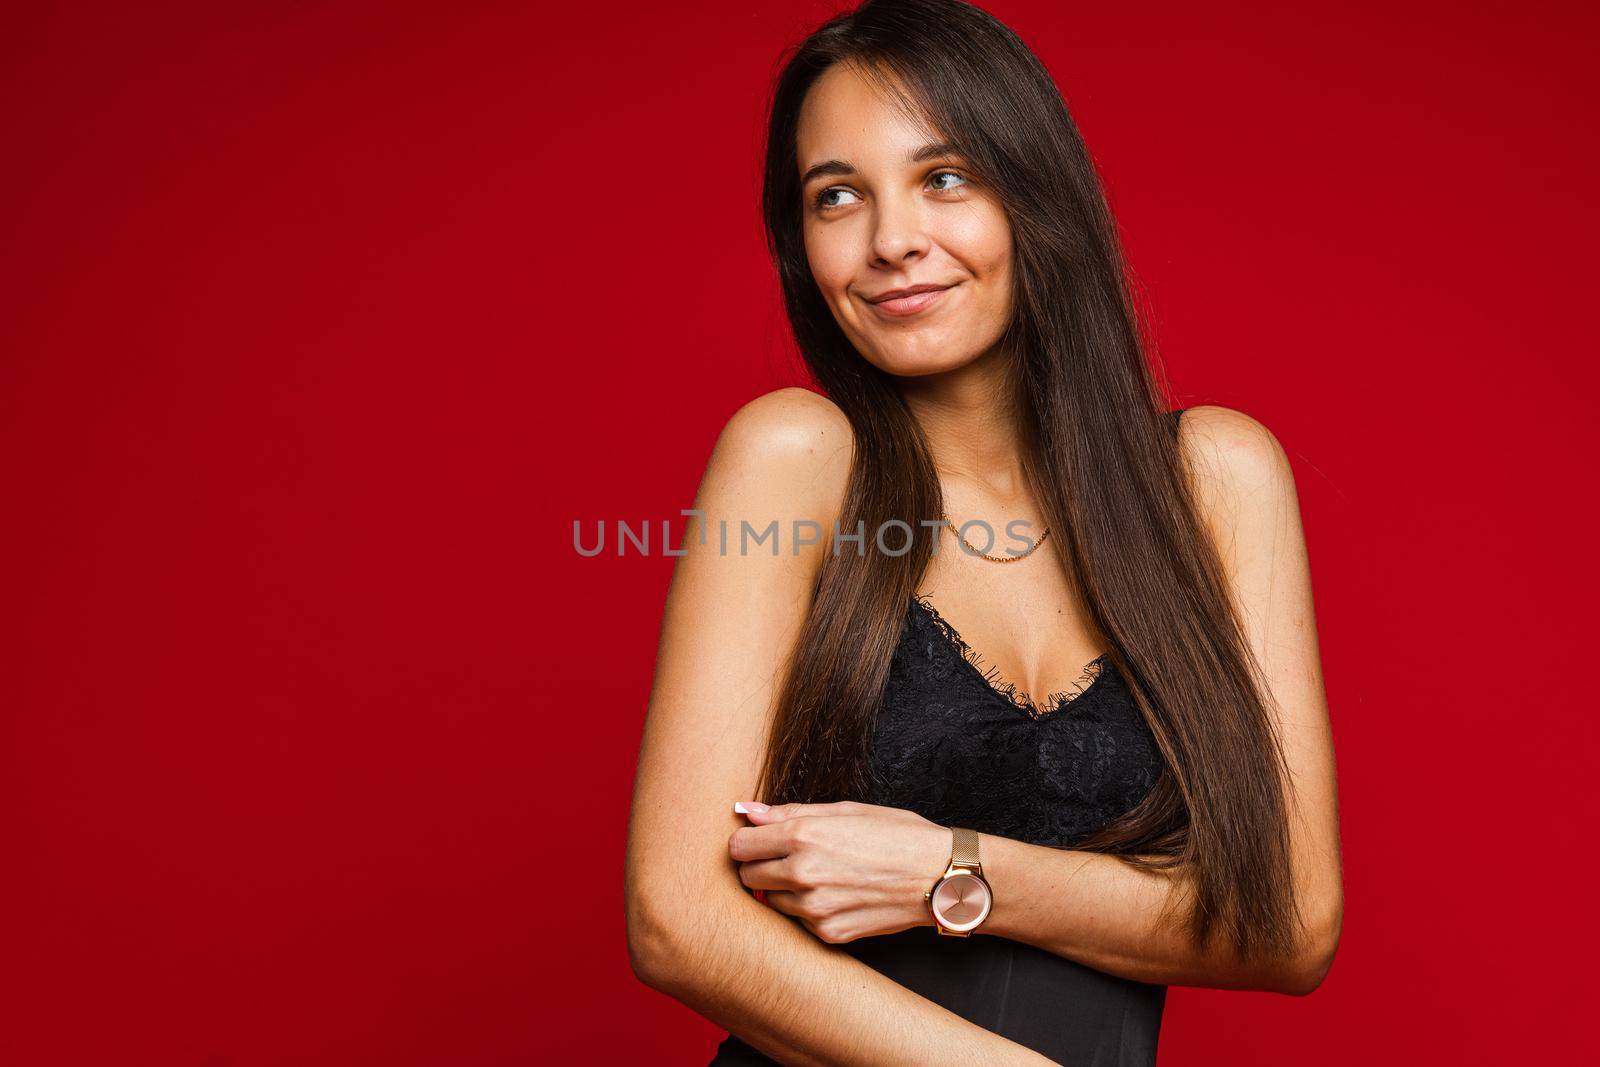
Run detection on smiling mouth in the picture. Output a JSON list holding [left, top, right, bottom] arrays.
[[866, 283, 957, 317]]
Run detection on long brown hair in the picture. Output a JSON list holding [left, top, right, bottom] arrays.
[[754, 0, 1301, 965]]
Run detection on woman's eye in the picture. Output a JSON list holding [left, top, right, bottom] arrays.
[[930, 170, 969, 192], [814, 186, 862, 210]]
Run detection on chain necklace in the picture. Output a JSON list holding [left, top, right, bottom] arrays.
[[940, 513, 1051, 564]]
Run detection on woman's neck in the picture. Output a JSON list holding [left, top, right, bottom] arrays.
[[898, 349, 1029, 501]]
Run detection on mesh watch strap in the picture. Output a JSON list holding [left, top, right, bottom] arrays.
[[951, 826, 981, 871]]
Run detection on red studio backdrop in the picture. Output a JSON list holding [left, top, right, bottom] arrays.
[[3, 2, 1595, 1064]]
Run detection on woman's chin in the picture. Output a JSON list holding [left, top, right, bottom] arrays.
[[869, 346, 991, 379]]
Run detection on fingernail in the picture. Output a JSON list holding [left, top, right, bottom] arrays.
[[734, 801, 770, 813]]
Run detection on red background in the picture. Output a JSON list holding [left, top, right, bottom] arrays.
[[3, 2, 1595, 1064]]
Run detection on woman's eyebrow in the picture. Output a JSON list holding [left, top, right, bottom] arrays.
[[800, 141, 964, 187]]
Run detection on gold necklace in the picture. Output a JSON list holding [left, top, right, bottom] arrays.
[[940, 513, 1051, 564]]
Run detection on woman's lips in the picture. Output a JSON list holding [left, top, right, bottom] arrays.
[[867, 284, 955, 317]]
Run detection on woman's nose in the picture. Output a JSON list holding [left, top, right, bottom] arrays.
[[869, 194, 932, 267]]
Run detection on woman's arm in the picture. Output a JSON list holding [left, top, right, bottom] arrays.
[[983, 405, 1344, 994], [625, 388, 1054, 1066]]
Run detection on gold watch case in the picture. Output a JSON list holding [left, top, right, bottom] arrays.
[[924, 826, 992, 936]]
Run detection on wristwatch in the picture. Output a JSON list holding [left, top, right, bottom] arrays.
[[924, 826, 993, 936]]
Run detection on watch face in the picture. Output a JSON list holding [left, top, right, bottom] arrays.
[[931, 870, 992, 932]]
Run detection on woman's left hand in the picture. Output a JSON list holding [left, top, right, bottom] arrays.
[[729, 800, 954, 944]]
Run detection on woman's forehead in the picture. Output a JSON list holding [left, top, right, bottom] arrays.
[[797, 65, 943, 173]]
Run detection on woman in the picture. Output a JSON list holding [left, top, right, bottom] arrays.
[[625, 0, 1343, 1063]]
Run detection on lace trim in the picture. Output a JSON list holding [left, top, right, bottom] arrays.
[[910, 593, 1109, 721]]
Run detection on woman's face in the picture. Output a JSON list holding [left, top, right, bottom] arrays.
[[796, 63, 1015, 377]]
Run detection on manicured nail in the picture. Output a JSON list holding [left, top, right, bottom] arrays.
[[734, 801, 770, 813]]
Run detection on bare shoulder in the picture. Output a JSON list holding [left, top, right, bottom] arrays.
[[718, 386, 853, 467], [703, 387, 854, 542], [1175, 403, 1298, 520]]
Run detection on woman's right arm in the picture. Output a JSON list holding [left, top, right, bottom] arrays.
[[624, 388, 1053, 1067]]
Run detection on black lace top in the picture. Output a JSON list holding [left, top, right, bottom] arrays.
[[708, 411, 1186, 1066], [863, 592, 1162, 849]]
